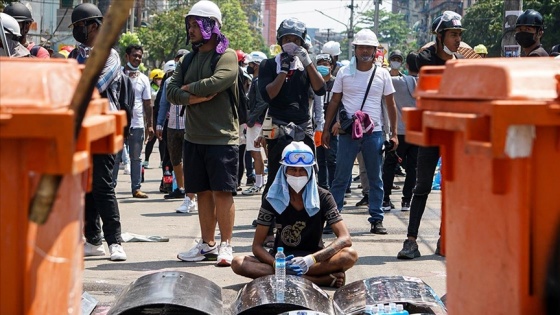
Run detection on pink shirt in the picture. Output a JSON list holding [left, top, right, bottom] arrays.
[[27, 42, 50, 59]]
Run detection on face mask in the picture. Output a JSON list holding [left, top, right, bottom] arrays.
[[282, 42, 299, 55], [442, 44, 454, 56], [286, 174, 308, 193], [316, 65, 330, 76], [127, 61, 139, 71], [247, 65, 255, 75], [390, 61, 402, 70], [72, 26, 88, 44], [515, 32, 537, 48], [360, 55, 373, 62]]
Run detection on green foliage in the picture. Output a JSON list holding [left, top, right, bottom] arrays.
[[462, 0, 560, 56], [119, 32, 142, 52], [358, 9, 418, 55], [215, 0, 265, 53]]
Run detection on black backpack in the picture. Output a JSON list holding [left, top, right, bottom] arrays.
[[100, 71, 134, 138], [179, 51, 248, 124]]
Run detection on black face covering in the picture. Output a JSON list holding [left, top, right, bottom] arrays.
[[515, 31, 537, 48], [247, 65, 255, 75], [72, 25, 88, 44]]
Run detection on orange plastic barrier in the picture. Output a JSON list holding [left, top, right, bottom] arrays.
[[404, 58, 560, 314], [0, 58, 126, 314]]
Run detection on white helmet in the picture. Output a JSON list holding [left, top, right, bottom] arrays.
[[1, 12, 22, 37], [163, 60, 176, 74], [322, 41, 341, 56], [186, 0, 222, 28], [352, 29, 379, 47], [246, 51, 267, 64], [280, 141, 315, 167]]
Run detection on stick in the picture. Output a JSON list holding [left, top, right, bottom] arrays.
[[29, 0, 135, 224]]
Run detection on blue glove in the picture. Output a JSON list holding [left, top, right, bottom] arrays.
[[287, 264, 303, 276], [289, 255, 316, 274]]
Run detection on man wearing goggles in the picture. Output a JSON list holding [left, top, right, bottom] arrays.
[[232, 142, 357, 288]]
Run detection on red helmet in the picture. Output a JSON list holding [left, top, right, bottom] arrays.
[[236, 49, 246, 63]]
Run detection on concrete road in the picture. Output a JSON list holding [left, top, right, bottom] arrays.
[[85, 151, 445, 314]]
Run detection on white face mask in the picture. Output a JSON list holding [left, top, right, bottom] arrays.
[[390, 61, 402, 69], [282, 42, 299, 55], [286, 174, 308, 193], [442, 44, 454, 56]]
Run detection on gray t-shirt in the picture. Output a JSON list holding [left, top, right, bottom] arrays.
[[391, 74, 417, 135]]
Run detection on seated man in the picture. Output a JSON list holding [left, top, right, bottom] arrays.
[[231, 142, 358, 288]]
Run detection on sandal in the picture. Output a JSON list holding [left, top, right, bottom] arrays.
[[328, 272, 346, 288], [132, 190, 149, 198]]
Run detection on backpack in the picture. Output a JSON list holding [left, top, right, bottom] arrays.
[[178, 51, 248, 124], [100, 71, 134, 138]]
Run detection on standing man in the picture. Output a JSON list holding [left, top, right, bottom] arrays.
[[322, 41, 342, 76], [242, 51, 269, 195], [382, 50, 419, 212], [113, 44, 153, 198], [167, 0, 238, 267], [68, 2, 126, 261], [0, 12, 29, 57], [397, 11, 465, 259], [258, 17, 326, 193], [322, 29, 398, 235], [3, 2, 49, 58], [514, 9, 549, 57]]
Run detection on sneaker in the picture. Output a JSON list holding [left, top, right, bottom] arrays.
[[382, 201, 395, 211], [397, 239, 421, 259], [132, 190, 148, 198], [109, 244, 127, 261], [401, 200, 411, 211], [176, 197, 192, 213], [84, 242, 105, 257], [370, 220, 388, 234], [142, 161, 150, 169], [345, 188, 352, 196], [188, 197, 198, 212], [177, 240, 218, 262], [392, 185, 401, 190], [355, 195, 369, 207], [242, 185, 262, 195], [165, 188, 186, 199], [123, 163, 131, 175], [216, 241, 233, 267]]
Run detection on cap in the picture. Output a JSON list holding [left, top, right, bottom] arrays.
[[175, 49, 188, 58]]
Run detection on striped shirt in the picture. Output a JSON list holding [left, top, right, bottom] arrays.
[[158, 78, 185, 130]]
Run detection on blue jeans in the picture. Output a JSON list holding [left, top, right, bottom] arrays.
[[316, 134, 338, 189], [330, 132, 385, 222]]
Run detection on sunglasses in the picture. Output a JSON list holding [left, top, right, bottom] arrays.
[[281, 150, 315, 166], [282, 18, 306, 33], [435, 11, 462, 33], [316, 53, 332, 63]]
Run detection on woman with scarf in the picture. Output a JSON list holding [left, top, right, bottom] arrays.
[[231, 142, 358, 288]]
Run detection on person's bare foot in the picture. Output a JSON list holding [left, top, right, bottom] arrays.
[[305, 271, 345, 288]]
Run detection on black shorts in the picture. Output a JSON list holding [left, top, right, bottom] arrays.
[[183, 140, 239, 193]]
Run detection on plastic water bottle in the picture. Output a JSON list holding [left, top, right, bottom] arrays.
[[364, 304, 375, 315], [171, 171, 177, 191], [275, 247, 286, 302], [396, 304, 409, 315]]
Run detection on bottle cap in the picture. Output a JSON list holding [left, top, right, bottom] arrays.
[[277, 247, 283, 252]]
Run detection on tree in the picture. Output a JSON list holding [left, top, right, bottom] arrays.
[[463, 0, 560, 56], [358, 9, 418, 55], [215, 0, 265, 53]]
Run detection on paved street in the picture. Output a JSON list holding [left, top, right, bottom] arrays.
[[85, 148, 446, 314]]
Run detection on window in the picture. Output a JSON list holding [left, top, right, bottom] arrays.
[[61, 0, 73, 8]]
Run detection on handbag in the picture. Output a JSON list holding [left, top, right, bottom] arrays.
[[339, 65, 377, 134]]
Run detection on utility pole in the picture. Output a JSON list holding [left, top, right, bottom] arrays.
[[347, 0, 355, 60], [374, 0, 380, 35], [502, 0, 523, 56], [326, 28, 332, 41]]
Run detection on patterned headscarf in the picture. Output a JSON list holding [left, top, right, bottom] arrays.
[[187, 16, 229, 54]]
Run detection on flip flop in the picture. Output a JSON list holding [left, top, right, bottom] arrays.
[[329, 272, 346, 288]]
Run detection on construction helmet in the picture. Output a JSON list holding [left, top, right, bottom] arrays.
[[322, 41, 341, 56], [1, 12, 22, 37], [315, 53, 332, 64], [276, 17, 307, 45], [3, 2, 33, 23], [163, 60, 176, 74], [474, 44, 488, 54], [246, 51, 267, 64], [236, 49, 246, 63], [280, 141, 315, 167], [69, 3, 102, 27], [149, 69, 164, 81], [186, 0, 222, 27], [432, 11, 465, 34], [352, 29, 379, 47], [515, 9, 544, 29]]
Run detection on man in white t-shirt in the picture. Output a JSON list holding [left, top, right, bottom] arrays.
[[116, 44, 153, 198], [322, 29, 398, 235]]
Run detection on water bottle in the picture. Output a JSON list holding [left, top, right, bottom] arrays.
[[172, 171, 177, 191], [396, 304, 409, 315], [163, 167, 173, 192], [364, 304, 375, 315], [275, 247, 286, 302]]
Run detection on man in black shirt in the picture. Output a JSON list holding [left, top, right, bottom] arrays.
[[514, 9, 549, 57], [231, 142, 357, 288]]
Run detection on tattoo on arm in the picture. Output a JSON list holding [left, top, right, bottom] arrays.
[[313, 238, 347, 262]]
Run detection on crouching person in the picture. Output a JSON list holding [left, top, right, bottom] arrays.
[[231, 142, 358, 288]]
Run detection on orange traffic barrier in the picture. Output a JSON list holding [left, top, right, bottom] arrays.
[[0, 58, 126, 315], [404, 58, 560, 314]]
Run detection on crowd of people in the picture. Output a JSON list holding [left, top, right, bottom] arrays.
[[1, 0, 558, 288]]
